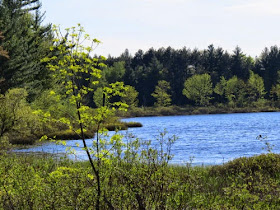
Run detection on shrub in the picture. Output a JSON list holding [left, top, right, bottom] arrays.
[[210, 153, 280, 177], [0, 88, 42, 144]]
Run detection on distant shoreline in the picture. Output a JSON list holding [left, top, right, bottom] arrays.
[[117, 105, 280, 118]]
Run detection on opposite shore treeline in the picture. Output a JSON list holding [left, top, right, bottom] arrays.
[[2, 1, 280, 109]]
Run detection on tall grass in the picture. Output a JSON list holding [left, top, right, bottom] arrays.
[[1, 152, 280, 209]]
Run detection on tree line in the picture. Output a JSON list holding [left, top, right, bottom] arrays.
[[1, 0, 280, 109], [104, 46, 280, 108]]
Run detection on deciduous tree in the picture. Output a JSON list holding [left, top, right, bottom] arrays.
[[152, 80, 172, 107], [224, 76, 247, 107], [42, 24, 128, 210], [183, 73, 213, 106], [247, 70, 266, 102], [121, 85, 139, 108], [0, 88, 39, 143]]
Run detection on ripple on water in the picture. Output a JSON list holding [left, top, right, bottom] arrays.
[[14, 112, 280, 165]]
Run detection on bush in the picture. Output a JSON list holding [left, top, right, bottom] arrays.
[[0, 88, 42, 144], [210, 153, 280, 177], [1, 152, 280, 209]]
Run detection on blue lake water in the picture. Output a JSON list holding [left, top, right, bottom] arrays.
[[15, 112, 280, 165]]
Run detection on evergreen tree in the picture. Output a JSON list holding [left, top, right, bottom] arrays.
[[168, 48, 189, 105], [202, 45, 232, 84], [0, 0, 53, 99], [256, 46, 280, 95], [230, 46, 252, 80], [0, 31, 9, 88], [129, 50, 162, 106], [103, 45, 280, 107], [0, 32, 9, 59]]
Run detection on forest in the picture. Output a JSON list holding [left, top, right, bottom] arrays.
[[1, 0, 280, 209], [2, 0, 280, 111]]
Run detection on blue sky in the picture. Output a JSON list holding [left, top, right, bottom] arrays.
[[41, 0, 280, 57]]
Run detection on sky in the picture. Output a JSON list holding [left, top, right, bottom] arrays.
[[41, 0, 280, 58]]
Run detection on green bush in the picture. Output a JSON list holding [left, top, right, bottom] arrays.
[[1, 152, 280, 209], [0, 88, 42, 144], [210, 153, 280, 177]]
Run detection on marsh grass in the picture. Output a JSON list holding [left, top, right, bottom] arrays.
[[1, 152, 280, 209], [8, 121, 143, 144]]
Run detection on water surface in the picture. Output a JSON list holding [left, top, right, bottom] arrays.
[[15, 112, 280, 165]]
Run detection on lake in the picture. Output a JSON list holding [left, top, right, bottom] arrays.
[[15, 112, 280, 165]]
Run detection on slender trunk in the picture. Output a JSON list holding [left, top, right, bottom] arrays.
[[95, 122, 101, 209], [76, 101, 101, 210], [71, 70, 101, 209]]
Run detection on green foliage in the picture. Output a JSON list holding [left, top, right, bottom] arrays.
[[211, 153, 280, 177], [103, 81, 129, 110], [247, 70, 266, 102], [100, 45, 280, 108], [43, 25, 131, 209], [0, 31, 9, 60], [32, 88, 76, 118], [152, 80, 172, 107], [0, 88, 40, 144], [103, 61, 126, 84], [0, 0, 53, 99], [93, 87, 106, 108], [1, 152, 280, 209], [257, 46, 280, 94], [224, 76, 247, 107], [270, 84, 280, 104], [230, 46, 252, 80], [214, 76, 227, 97], [270, 70, 280, 105], [0, 136, 11, 151], [183, 73, 213, 106], [214, 74, 267, 108], [121, 85, 139, 108]]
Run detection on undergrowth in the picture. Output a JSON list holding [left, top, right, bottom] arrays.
[[1, 153, 280, 209]]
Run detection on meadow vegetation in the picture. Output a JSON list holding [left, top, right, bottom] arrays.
[[1, 152, 280, 209]]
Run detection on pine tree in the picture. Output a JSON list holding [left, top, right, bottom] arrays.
[[0, 0, 53, 99], [0, 31, 9, 89], [0, 32, 9, 59]]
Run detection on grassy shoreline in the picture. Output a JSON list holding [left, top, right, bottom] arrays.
[[117, 105, 280, 118], [10, 121, 143, 145]]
